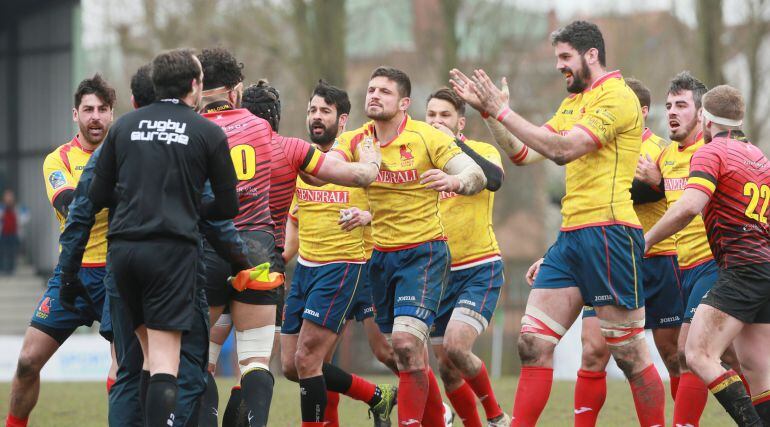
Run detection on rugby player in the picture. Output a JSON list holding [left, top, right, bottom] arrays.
[[644, 85, 770, 426], [5, 75, 115, 427], [88, 48, 240, 427], [280, 80, 397, 427], [423, 87, 511, 427], [636, 72, 746, 425], [572, 78, 684, 426], [451, 20, 666, 425], [331, 66, 487, 426]]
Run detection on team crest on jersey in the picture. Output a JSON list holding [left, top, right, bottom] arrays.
[[399, 143, 414, 167], [48, 170, 66, 190], [35, 297, 51, 319]]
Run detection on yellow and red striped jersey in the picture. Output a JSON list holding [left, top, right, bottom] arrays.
[[657, 134, 714, 269], [289, 176, 373, 264], [637, 128, 677, 257], [440, 139, 501, 268], [42, 136, 108, 266], [544, 71, 643, 231], [333, 115, 462, 250]]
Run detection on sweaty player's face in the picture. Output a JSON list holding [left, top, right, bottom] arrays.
[[307, 95, 341, 146], [666, 90, 701, 142], [554, 42, 590, 94], [425, 98, 462, 135], [365, 77, 402, 121], [74, 94, 113, 146]]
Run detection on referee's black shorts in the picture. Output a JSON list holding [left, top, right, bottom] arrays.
[[701, 262, 770, 324], [109, 238, 197, 331], [203, 230, 284, 324]]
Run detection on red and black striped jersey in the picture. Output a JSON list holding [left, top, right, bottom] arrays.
[[686, 131, 770, 267], [202, 107, 274, 233], [269, 134, 326, 249]]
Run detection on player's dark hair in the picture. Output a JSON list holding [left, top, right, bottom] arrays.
[[311, 79, 351, 116], [151, 48, 201, 100], [668, 71, 708, 109], [703, 85, 745, 122], [74, 73, 116, 109], [427, 87, 466, 116], [242, 80, 281, 131], [198, 47, 244, 90], [625, 78, 650, 109], [130, 64, 156, 108], [550, 20, 606, 67], [370, 66, 411, 98]]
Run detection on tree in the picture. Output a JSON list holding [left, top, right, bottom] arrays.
[[290, 0, 347, 91], [696, 0, 726, 88], [739, 0, 770, 145]]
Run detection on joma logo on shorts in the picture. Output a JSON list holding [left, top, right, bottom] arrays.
[[397, 296, 416, 302], [304, 308, 320, 317], [594, 295, 613, 302], [660, 316, 680, 323], [458, 299, 476, 307]]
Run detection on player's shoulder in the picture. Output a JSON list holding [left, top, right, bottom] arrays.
[[642, 130, 670, 152], [337, 123, 369, 142], [465, 139, 500, 156]]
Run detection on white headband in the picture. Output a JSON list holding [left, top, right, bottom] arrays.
[[703, 107, 742, 127], [202, 81, 243, 97]]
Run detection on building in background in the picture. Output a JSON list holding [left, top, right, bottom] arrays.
[[0, 0, 82, 276]]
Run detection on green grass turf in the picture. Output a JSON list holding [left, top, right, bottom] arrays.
[[0, 376, 733, 426]]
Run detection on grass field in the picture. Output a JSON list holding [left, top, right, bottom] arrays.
[[0, 376, 732, 426]]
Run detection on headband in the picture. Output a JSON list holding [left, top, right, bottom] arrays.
[[202, 81, 243, 97], [703, 107, 742, 127]]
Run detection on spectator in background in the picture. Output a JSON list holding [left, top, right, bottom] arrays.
[[0, 189, 26, 274]]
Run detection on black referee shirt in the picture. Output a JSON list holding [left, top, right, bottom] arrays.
[[89, 99, 237, 244]]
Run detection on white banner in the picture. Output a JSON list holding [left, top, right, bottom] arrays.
[[0, 334, 111, 381]]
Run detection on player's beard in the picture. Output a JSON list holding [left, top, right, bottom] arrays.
[[670, 117, 699, 143], [78, 120, 107, 146], [366, 105, 397, 121], [565, 57, 591, 94], [308, 118, 339, 146]]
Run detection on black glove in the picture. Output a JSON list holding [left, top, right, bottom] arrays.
[[59, 272, 94, 316]]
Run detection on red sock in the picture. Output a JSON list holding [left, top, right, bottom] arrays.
[[447, 382, 483, 427], [346, 374, 376, 403], [465, 362, 503, 420], [629, 364, 665, 427], [670, 375, 680, 400], [398, 369, 429, 425], [301, 423, 325, 427], [423, 368, 446, 426], [5, 414, 28, 427], [324, 391, 339, 426], [107, 377, 116, 394], [512, 366, 553, 426], [574, 369, 606, 427], [740, 374, 752, 396], [673, 372, 707, 426]]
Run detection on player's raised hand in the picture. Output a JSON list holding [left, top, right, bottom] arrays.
[[356, 136, 382, 170], [470, 69, 508, 117], [525, 258, 544, 286], [420, 169, 460, 192], [338, 207, 372, 231], [450, 69, 486, 112], [636, 154, 661, 186]]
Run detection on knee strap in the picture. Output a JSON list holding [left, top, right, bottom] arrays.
[[520, 305, 567, 344], [392, 316, 430, 343], [236, 325, 275, 362], [599, 319, 645, 348]]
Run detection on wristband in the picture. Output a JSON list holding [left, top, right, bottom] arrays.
[[481, 111, 490, 119], [495, 105, 512, 122]]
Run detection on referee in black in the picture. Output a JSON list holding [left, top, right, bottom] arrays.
[[88, 48, 238, 427]]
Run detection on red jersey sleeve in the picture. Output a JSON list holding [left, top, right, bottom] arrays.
[[282, 137, 325, 175], [686, 144, 722, 197]]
